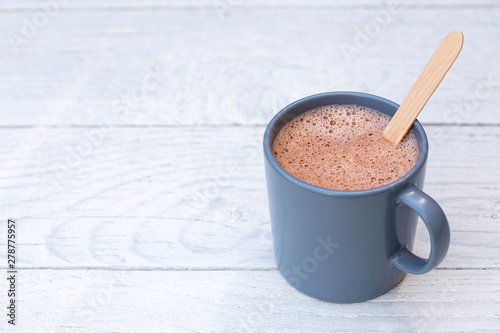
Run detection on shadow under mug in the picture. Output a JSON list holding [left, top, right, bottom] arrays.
[[263, 91, 450, 303]]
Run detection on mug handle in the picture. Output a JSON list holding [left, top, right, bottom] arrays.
[[390, 185, 450, 274]]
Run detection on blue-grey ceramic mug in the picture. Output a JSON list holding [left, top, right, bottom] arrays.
[[263, 91, 450, 303]]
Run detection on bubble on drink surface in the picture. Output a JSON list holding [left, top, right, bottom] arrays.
[[272, 104, 420, 191]]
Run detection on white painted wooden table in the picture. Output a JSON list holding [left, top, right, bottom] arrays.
[[0, 1, 499, 332]]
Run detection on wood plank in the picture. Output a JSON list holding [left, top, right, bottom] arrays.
[[4, 214, 498, 270], [0, 8, 498, 126], [0, 126, 498, 269], [2, 1, 500, 10], [4, 269, 499, 332]]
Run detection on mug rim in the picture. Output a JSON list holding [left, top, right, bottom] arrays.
[[263, 91, 429, 197]]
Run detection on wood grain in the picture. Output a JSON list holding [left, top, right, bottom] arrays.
[[383, 31, 464, 145], [4, 269, 499, 332], [4, 215, 498, 270]]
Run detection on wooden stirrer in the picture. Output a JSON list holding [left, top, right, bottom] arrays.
[[382, 30, 464, 146]]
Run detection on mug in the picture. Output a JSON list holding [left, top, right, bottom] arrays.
[[263, 91, 450, 303]]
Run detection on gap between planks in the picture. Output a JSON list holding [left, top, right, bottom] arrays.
[[1, 3, 500, 13]]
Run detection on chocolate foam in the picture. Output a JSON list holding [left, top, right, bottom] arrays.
[[272, 104, 420, 191]]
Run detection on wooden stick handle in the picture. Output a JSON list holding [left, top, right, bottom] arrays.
[[382, 31, 464, 146]]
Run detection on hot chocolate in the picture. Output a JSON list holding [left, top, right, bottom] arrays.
[[272, 104, 420, 191]]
